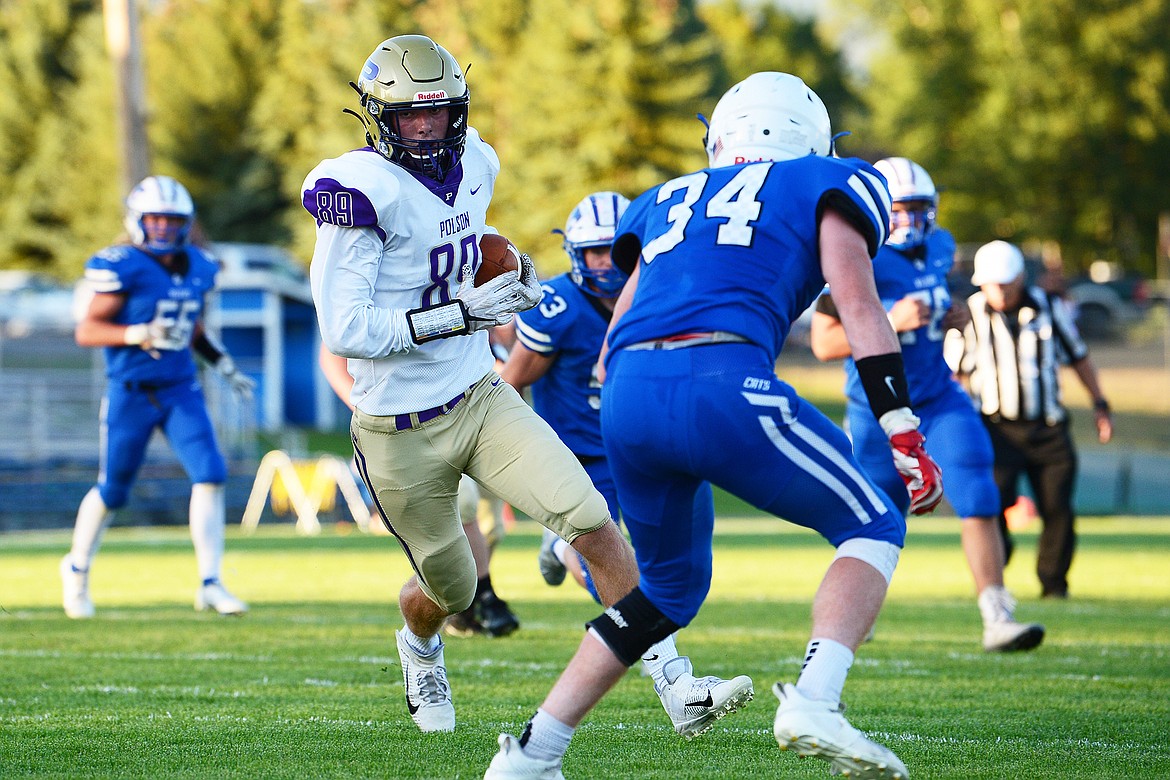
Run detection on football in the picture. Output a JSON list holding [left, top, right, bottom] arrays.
[[475, 233, 521, 286]]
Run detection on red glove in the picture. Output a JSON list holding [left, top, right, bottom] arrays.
[[880, 409, 944, 515]]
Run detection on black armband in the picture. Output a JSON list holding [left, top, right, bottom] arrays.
[[585, 587, 681, 667], [855, 352, 913, 421], [406, 300, 469, 343], [191, 332, 224, 365]]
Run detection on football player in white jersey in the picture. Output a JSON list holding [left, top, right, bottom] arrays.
[[303, 35, 641, 739]]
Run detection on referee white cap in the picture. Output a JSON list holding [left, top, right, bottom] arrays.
[[972, 240, 1025, 285]]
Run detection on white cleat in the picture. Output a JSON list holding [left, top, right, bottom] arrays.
[[483, 733, 566, 779], [655, 656, 754, 739], [395, 629, 455, 733], [978, 586, 1044, 652], [195, 581, 249, 616], [773, 682, 909, 779], [60, 556, 95, 619], [537, 528, 566, 587]]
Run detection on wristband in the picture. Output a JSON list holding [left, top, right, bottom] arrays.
[[1093, 399, 1110, 413], [855, 352, 913, 421], [406, 300, 469, 343]]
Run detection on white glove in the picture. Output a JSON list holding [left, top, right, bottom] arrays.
[[515, 252, 543, 310], [216, 356, 256, 402], [879, 407, 944, 515], [124, 318, 187, 355], [456, 263, 526, 333]]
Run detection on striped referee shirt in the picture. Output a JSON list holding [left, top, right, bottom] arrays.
[[952, 286, 1089, 425]]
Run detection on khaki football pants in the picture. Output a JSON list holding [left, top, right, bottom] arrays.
[[352, 372, 610, 612]]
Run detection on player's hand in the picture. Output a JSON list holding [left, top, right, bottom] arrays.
[[515, 253, 543, 310], [457, 264, 525, 332], [216, 356, 256, 402], [880, 408, 944, 515], [888, 296, 931, 333], [124, 318, 185, 357]]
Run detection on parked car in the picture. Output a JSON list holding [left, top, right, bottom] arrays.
[[0, 271, 78, 337]]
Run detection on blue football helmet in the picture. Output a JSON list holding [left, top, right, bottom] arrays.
[[353, 35, 469, 182], [559, 191, 630, 298], [874, 157, 938, 252], [123, 175, 195, 254]]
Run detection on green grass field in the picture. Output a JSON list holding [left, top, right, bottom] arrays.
[[2, 518, 1168, 779]]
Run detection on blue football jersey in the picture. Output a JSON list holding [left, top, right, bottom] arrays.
[[838, 229, 958, 407], [83, 244, 218, 384], [513, 273, 610, 457], [606, 156, 889, 362]]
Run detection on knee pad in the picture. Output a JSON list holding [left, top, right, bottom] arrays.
[[585, 587, 680, 667], [98, 482, 130, 510], [416, 538, 478, 614], [834, 537, 901, 584]]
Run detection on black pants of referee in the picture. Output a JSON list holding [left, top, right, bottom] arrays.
[[983, 416, 1078, 598]]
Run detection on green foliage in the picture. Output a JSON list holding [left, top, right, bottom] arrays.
[[841, 0, 1170, 274], [2, 519, 1169, 777], [2, 1, 1167, 280]]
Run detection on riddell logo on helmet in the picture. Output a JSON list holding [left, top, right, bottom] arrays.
[[734, 155, 773, 164], [415, 91, 448, 101]]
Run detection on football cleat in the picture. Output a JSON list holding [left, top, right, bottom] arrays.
[[395, 629, 455, 732], [60, 556, 95, 620], [538, 528, 567, 587], [978, 586, 1045, 652], [483, 733, 566, 780], [444, 607, 486, 638], [476, 591, 520, 638], [195, 581, 248, 616], [773, 682, 909, 779], [654, 656, 754, 739]]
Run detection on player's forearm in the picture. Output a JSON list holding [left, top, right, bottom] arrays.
[[809, 312, 852, 361]]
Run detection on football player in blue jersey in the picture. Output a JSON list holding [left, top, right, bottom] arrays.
[[485, 73, 941, 780], [810, 157, 1045, 654], [60, 175, 256, 620], [500, 192, 753, 740]]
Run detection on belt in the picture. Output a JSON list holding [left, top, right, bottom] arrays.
[[391, 391, 466, 431], [123, 379, 182, 392], [623, 331, 751, 352]]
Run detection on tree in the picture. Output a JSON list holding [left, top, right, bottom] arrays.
[[841, 0, 1170, 273]]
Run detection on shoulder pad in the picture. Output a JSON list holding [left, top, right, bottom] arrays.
[[465, 128, 500, 176], [302, 152, 399, 228]]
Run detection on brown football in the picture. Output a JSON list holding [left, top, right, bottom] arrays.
[[475, 233, 520, 286]]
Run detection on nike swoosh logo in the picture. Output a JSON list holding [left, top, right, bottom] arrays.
[[643, 654, 659, 662], [491, 376, 502, 386], [470, 184, 482, 195], [406, 694, 420, 715], [687, 693, 714, 708], [884, 375, 897, 396]]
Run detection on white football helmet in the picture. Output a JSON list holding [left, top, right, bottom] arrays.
[[705, 72, 831, 168], [123, 175, 195, 254], [560, 191, 631, 298], [352, 35, 469, 182], [874, 157, 938, 252]]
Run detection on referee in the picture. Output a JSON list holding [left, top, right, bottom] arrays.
[[950, 241, 1113, 599]]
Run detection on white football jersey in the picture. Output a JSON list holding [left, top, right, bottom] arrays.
[[304, 128, 499, 415]]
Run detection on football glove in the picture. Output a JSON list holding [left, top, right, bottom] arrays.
[[215, 356, 256, 402], [880, 408, 944, 515], [515, 252, 543, 310], [456, 263, 526, 332]]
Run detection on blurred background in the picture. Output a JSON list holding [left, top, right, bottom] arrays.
[[1, 0, 1168, 529]]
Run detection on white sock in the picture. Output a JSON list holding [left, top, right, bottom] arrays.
[[520, 708, 575, 761], [796, 637, 853, 707], [551, 537, 571, 566], [641, 632, 681, 687], [69, 487, 114, 571], [189, 483, 225, 584], [401, 626, 441, 656]]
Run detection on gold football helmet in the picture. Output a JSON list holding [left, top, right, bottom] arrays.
[[351, 35, 469, 181]]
